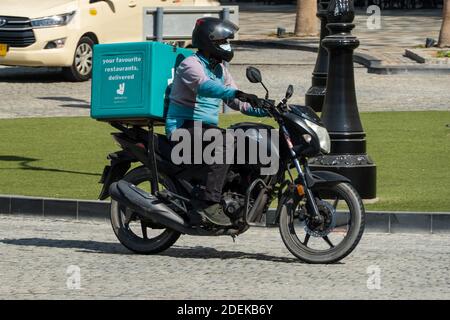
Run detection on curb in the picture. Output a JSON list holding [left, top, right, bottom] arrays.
[[233, 40, 450, 75], [1, 195, 449, 234], [265, 209, 450, 234], [0, 194, 110, 222], [405, 48, 450, 66]]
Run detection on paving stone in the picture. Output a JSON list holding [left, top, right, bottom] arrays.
[[238, 6, 442, 65], [0, 215, 449, 299]]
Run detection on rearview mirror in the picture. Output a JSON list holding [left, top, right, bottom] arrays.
[[285, 85, 294, 100], [246, 66, 262, 84]]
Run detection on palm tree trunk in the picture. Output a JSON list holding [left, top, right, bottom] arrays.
[[295, 0, 318, 37], [438, 0, 450, 47]]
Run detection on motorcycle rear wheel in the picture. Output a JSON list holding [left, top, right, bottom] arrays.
[[279, 182, 365, 264], [110, 166, 181, 254]]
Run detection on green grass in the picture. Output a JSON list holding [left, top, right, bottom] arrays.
[[437, 50, 450, 58], [0, 111, 449, 211]]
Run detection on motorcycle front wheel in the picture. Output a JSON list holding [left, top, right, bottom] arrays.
[[110, 166, 181, 254], [279, 182, 365, 264]]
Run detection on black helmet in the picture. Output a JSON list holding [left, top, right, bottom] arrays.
[[192, 17, 239, 63]]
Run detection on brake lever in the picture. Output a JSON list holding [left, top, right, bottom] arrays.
[[259, 98, 275, 108]]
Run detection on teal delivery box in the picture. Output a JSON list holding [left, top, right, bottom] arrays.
[[91, 42, 193, 122]]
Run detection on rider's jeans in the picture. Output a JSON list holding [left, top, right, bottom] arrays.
[[172, 120, 232, 204]]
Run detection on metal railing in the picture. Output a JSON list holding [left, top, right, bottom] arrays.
[[143, 6, 239, 43]]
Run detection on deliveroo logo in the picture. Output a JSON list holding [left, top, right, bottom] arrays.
[[168, 68, 175, 86], [164, 68, 175, 100], [116, 82, 125, 95]]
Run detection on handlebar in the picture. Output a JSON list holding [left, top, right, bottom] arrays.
[[254, 98, 286, 119]]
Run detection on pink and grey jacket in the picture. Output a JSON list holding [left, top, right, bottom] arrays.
[[165, 52, 267, 136]]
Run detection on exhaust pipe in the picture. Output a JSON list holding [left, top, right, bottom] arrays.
[[109, 180, 192, 233]]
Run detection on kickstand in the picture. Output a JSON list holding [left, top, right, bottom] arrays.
[[231, 235, 236, 243]]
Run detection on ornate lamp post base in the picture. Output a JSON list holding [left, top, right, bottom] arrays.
[[309, 155, 377, 199]]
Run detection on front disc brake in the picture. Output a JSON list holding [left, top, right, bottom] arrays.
[[304, 200, 336, 237]]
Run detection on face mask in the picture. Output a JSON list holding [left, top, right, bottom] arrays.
[[219, 43, 232, 52]]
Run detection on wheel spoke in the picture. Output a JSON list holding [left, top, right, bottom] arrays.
[[303, 233, 310, 246], [141, 221, 148, 239], [323, 235, 335, 248], [333, 197, 339, 209], [123, 208, 134, 228]]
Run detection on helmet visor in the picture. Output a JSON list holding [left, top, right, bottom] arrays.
[[209, 20, 239, 41]]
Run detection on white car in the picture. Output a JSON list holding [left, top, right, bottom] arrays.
[[0, 0, 218, 81]]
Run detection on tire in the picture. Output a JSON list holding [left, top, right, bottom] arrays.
[[62, 36, 94, 82], [279, 182, 365, 264], [110, 166, 181, 254]]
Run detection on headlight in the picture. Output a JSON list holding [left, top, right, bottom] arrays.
[[31, 12, 76, 28], [304, 119, 331, 154]]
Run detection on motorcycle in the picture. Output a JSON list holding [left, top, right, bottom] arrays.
[[98, 66, 365, 264]]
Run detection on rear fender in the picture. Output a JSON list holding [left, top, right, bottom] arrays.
[[98, 150, 135, 200]]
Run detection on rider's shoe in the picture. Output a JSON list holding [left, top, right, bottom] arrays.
[[190, 200, 232, 227]]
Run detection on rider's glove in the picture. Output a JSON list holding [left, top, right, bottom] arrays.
[[235, 90, 262, 109]]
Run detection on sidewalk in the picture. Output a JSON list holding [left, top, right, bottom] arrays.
[[237, 5, 449, 73], [2, 216, 450, 299]]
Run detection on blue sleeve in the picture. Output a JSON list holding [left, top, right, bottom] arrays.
[[198, 79, 237, 100], [241, 104, 268, 117]]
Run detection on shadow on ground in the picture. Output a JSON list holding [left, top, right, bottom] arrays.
[[0, 155, 100, 177], [0, 67, 67, 83], [0, 237, 301, 263], [38, 96, 90, 109]]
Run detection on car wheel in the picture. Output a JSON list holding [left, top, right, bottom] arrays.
[[62, 36, 95, 82]]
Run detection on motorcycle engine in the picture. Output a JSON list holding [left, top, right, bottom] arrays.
[[221, 192, 245, 221]]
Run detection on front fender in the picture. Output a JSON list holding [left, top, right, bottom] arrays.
[[272, 170, 351, 225], [305, 170, 350, 189]]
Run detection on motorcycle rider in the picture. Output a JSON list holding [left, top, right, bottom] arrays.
[[166, 17, 267, 226]]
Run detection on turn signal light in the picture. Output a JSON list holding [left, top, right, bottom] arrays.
[[296, 184, 305, 196], [302, 134, 312, 144]]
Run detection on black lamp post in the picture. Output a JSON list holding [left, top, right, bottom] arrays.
[[305, 0, 330, 112], [309, 0, 377, 199]]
